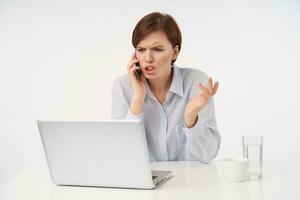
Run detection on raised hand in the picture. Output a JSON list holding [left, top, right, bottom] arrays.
[[127, 51, 147, 115], [184, 78, 219, 128]]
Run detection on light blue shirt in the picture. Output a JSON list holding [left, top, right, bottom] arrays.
[[111, 65, 221, 162]]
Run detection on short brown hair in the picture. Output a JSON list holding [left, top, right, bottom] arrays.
[[132, 12, 182, 65]]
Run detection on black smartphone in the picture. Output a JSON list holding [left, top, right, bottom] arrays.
[[135, 62, 141, 81]]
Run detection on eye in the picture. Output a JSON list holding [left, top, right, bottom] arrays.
[[154, 48, 163, 51], [136, 48, 145, 52]]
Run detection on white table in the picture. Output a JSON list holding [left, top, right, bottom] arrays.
[[0, 160, 299, 200]]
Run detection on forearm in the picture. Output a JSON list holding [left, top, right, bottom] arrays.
[[130, 96, 145, 115], [184, 109, 199, 128]]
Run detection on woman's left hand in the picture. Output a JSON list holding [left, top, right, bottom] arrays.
[[184, 78, 219, 128]]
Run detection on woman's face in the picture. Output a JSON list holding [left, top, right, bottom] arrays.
[[135, 31, 179, 80]]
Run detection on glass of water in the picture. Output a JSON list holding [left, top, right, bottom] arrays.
[[242, 135, 263, 178]]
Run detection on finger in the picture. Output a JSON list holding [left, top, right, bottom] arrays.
[[128, 65, 139, 74], [198, 83, 210, 98], [129, 67, 141, 82], [127, 63, 132, 71], [201, 90, 210, 99], [198, 83, 208, 93], [208, 78, 213, 93], [199, 93, 208, 102], [212, 81, 219, 95], [130, 66, 144, 82], [200, 80, 212, 96], [127, 59, 136, 70], [127, 52, 138, 70], [127, 60, 139, 71], [132, 51, 139, 64]]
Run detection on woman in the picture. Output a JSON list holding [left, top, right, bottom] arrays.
[[111, 12, 221, 162]]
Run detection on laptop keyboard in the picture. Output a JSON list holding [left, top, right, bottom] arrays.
[[152, 176, 158, 180]]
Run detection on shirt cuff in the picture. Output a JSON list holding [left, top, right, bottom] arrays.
[[125, 110, 144, 120], [182, 115, 212, 141]]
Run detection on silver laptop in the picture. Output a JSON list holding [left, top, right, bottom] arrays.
[[37, 119, 172, 189]]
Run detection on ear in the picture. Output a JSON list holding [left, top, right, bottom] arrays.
[[172, 45, 179, 60]]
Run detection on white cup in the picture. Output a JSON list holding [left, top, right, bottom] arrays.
[[216, 158, 250, 182]]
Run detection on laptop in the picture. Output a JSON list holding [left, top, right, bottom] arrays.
[[37, 119, 172, 189]]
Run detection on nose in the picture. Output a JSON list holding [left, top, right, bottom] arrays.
[[145, 50, 154, 63]]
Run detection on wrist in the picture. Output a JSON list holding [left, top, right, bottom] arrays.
[[184, 113, 198, 128], [185, 116, 198, 128], [132, 95, 145, 102]]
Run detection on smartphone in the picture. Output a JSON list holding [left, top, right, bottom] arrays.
[[134, 62, 141, 81]]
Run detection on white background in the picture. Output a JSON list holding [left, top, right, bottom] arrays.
[[1, 0, 299, 183]]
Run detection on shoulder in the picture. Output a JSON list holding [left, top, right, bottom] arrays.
[[176, 65, 210, 84], [113, 74, 130, 85], [174, 65, 211, 98], [112, 74, 130, 90], [112, 74, 133, 98]]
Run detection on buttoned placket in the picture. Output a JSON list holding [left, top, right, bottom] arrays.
[[158, 103, 168, 160], [146, 85, 170, 161]]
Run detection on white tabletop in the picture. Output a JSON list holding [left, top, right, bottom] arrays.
[[0, 159, 299, 200]]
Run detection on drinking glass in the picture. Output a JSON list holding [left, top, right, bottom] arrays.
[[242, 135, 263, 178]]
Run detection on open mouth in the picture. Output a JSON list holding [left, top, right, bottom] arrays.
[[144, 66, 155, 75]]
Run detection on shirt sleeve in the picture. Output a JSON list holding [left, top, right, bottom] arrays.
[[111, 78, 143, 120], [177, 97, 221, 163]]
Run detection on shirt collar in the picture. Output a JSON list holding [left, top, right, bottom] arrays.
[[169, 65, 184, 97], [146, 65, 184, 99]]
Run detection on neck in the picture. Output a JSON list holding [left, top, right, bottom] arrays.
[[148, 67, 173, 93]]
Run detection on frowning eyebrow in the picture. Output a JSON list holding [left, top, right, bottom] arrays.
[[136, 45, 165, 49]]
